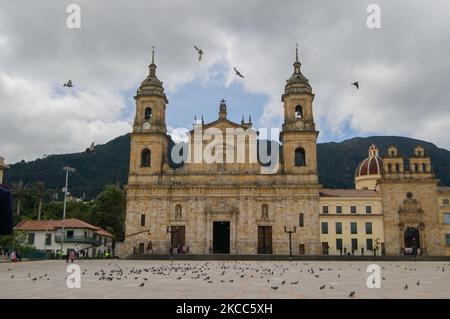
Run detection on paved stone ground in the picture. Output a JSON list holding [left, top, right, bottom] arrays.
[[1, 260, 450, 298]]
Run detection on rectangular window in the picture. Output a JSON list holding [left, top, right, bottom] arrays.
[[366, 206, 372, 214], [84, 231, 88, 237], [28, 233, 35, 245], [365, 222, 373, 235], [66, 230, 74, 238], [299, 213, 304, 227], [443, 199, 450, 206], [350, 206, 357, 214], [336, 206, 342, 214], [444, 213, 450, 224], [45, 233, 52, 246], [336, 238, 343, 251], [321, 222, 328, 234], [140, 214, 146, 227], [335, 222, 342, 235], [299, 244, 305, 255], [104, 237, 107, 246], [351, 238, 358, 251], [322, 206, 329, 214], [446, 235, 450, 247], [366, 238, 373, 251], [351, 222, 357, 234]]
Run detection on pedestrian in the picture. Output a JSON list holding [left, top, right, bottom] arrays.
[[10, 251, 16, 262], [417, 247, 421, 256], [69, 250, 75, 263]]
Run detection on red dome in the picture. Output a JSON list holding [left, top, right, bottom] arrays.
[[355, 145, 383, 177]]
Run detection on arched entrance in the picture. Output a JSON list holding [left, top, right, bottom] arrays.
[[404, 227, 420, 252]]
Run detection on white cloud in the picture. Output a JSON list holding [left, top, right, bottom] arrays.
[[1, 0, 450, 163]]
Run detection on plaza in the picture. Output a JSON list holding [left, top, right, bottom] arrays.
[[1, 259, 450, 299]]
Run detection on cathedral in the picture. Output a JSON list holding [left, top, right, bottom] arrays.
[[119, 49, 450, 257]]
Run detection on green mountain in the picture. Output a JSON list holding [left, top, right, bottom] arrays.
[[4, 134, 450, 198]]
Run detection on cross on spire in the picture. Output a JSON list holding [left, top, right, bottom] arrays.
[[151, 46, 155, 64]]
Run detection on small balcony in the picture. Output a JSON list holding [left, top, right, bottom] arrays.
[[54, 236, 100, 245]]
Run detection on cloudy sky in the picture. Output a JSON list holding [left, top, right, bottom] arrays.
[[1, 0, 450, 163]]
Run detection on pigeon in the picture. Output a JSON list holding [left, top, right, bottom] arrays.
[[351, 81, 359, 89], [290, 280, 299, 285], [194, 45, 203, 61], [139, 283, 145, 287], [349, 291, 355, 298], [10, 275, 14, 278], [63, 80, 73, 87], [404, 284, 408, 290], [234, 67, 244, 78], [416, 281, 420, 286], [320, 284, 326, 290], [281, 280, 286, 285], [85, 142, 95, 154], [271, 286, 278, 290]]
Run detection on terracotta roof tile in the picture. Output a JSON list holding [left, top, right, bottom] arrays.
[[14, 218, 112, 237]]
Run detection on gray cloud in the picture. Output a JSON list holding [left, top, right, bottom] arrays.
[[1, 0, 450, 163]]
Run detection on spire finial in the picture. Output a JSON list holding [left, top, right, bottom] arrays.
[[295, 43, 299, 62], [151, 46, 155, 64]]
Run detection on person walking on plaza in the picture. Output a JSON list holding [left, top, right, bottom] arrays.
[[68, 250, 75, 263]]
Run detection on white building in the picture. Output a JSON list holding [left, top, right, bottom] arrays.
[[14, 218, 113, 257]]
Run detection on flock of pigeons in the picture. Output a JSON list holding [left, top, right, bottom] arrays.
[[6, 261, 449, 298]]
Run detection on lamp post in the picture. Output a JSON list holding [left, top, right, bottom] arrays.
[[60, 166, 76, 256], [43, 219, 53, 256], [166, 226, 178, 262], [284, 226, 297, 259]]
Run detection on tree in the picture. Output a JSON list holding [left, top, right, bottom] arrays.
[[32, 181, 46, 220], [11, 180, 29, 215], [90, 184, 126, 241]]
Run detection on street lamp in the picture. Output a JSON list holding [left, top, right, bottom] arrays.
[[284, 226, 297, 259], [43, 219, 53, 257], [61, 166, 76, 255]]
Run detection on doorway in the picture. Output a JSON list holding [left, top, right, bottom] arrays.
[[171, 226, 185, 252], [404, 227, 420, 253], [213, 221, 230, 253], [257, 226, 272, 254]]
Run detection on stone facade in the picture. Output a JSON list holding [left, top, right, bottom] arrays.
[[122, 50, 450, 257]]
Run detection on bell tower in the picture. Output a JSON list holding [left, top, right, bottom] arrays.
[[129, 48, 169, 175], [280, 45, 319, 177]]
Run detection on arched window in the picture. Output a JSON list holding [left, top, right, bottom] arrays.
[[295, 147, 306, 166], [388, 163, 392, 172], [422, 163, 427, 173], [295, 105, 303, 119], [261, 204, 269, 220], [144, 107, 152, 120], [141, 148, 151, 167], [175, 204, 182, 220], [395, 163, 400, 172], [415, 163, 419, 172]]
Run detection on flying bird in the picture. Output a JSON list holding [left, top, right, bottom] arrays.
[[63, 80, 73, 88], [85, 142, 95, 154], [234, 67, 244, 78], [351, 81, 359, 89], [194, 45, 203, 61]]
